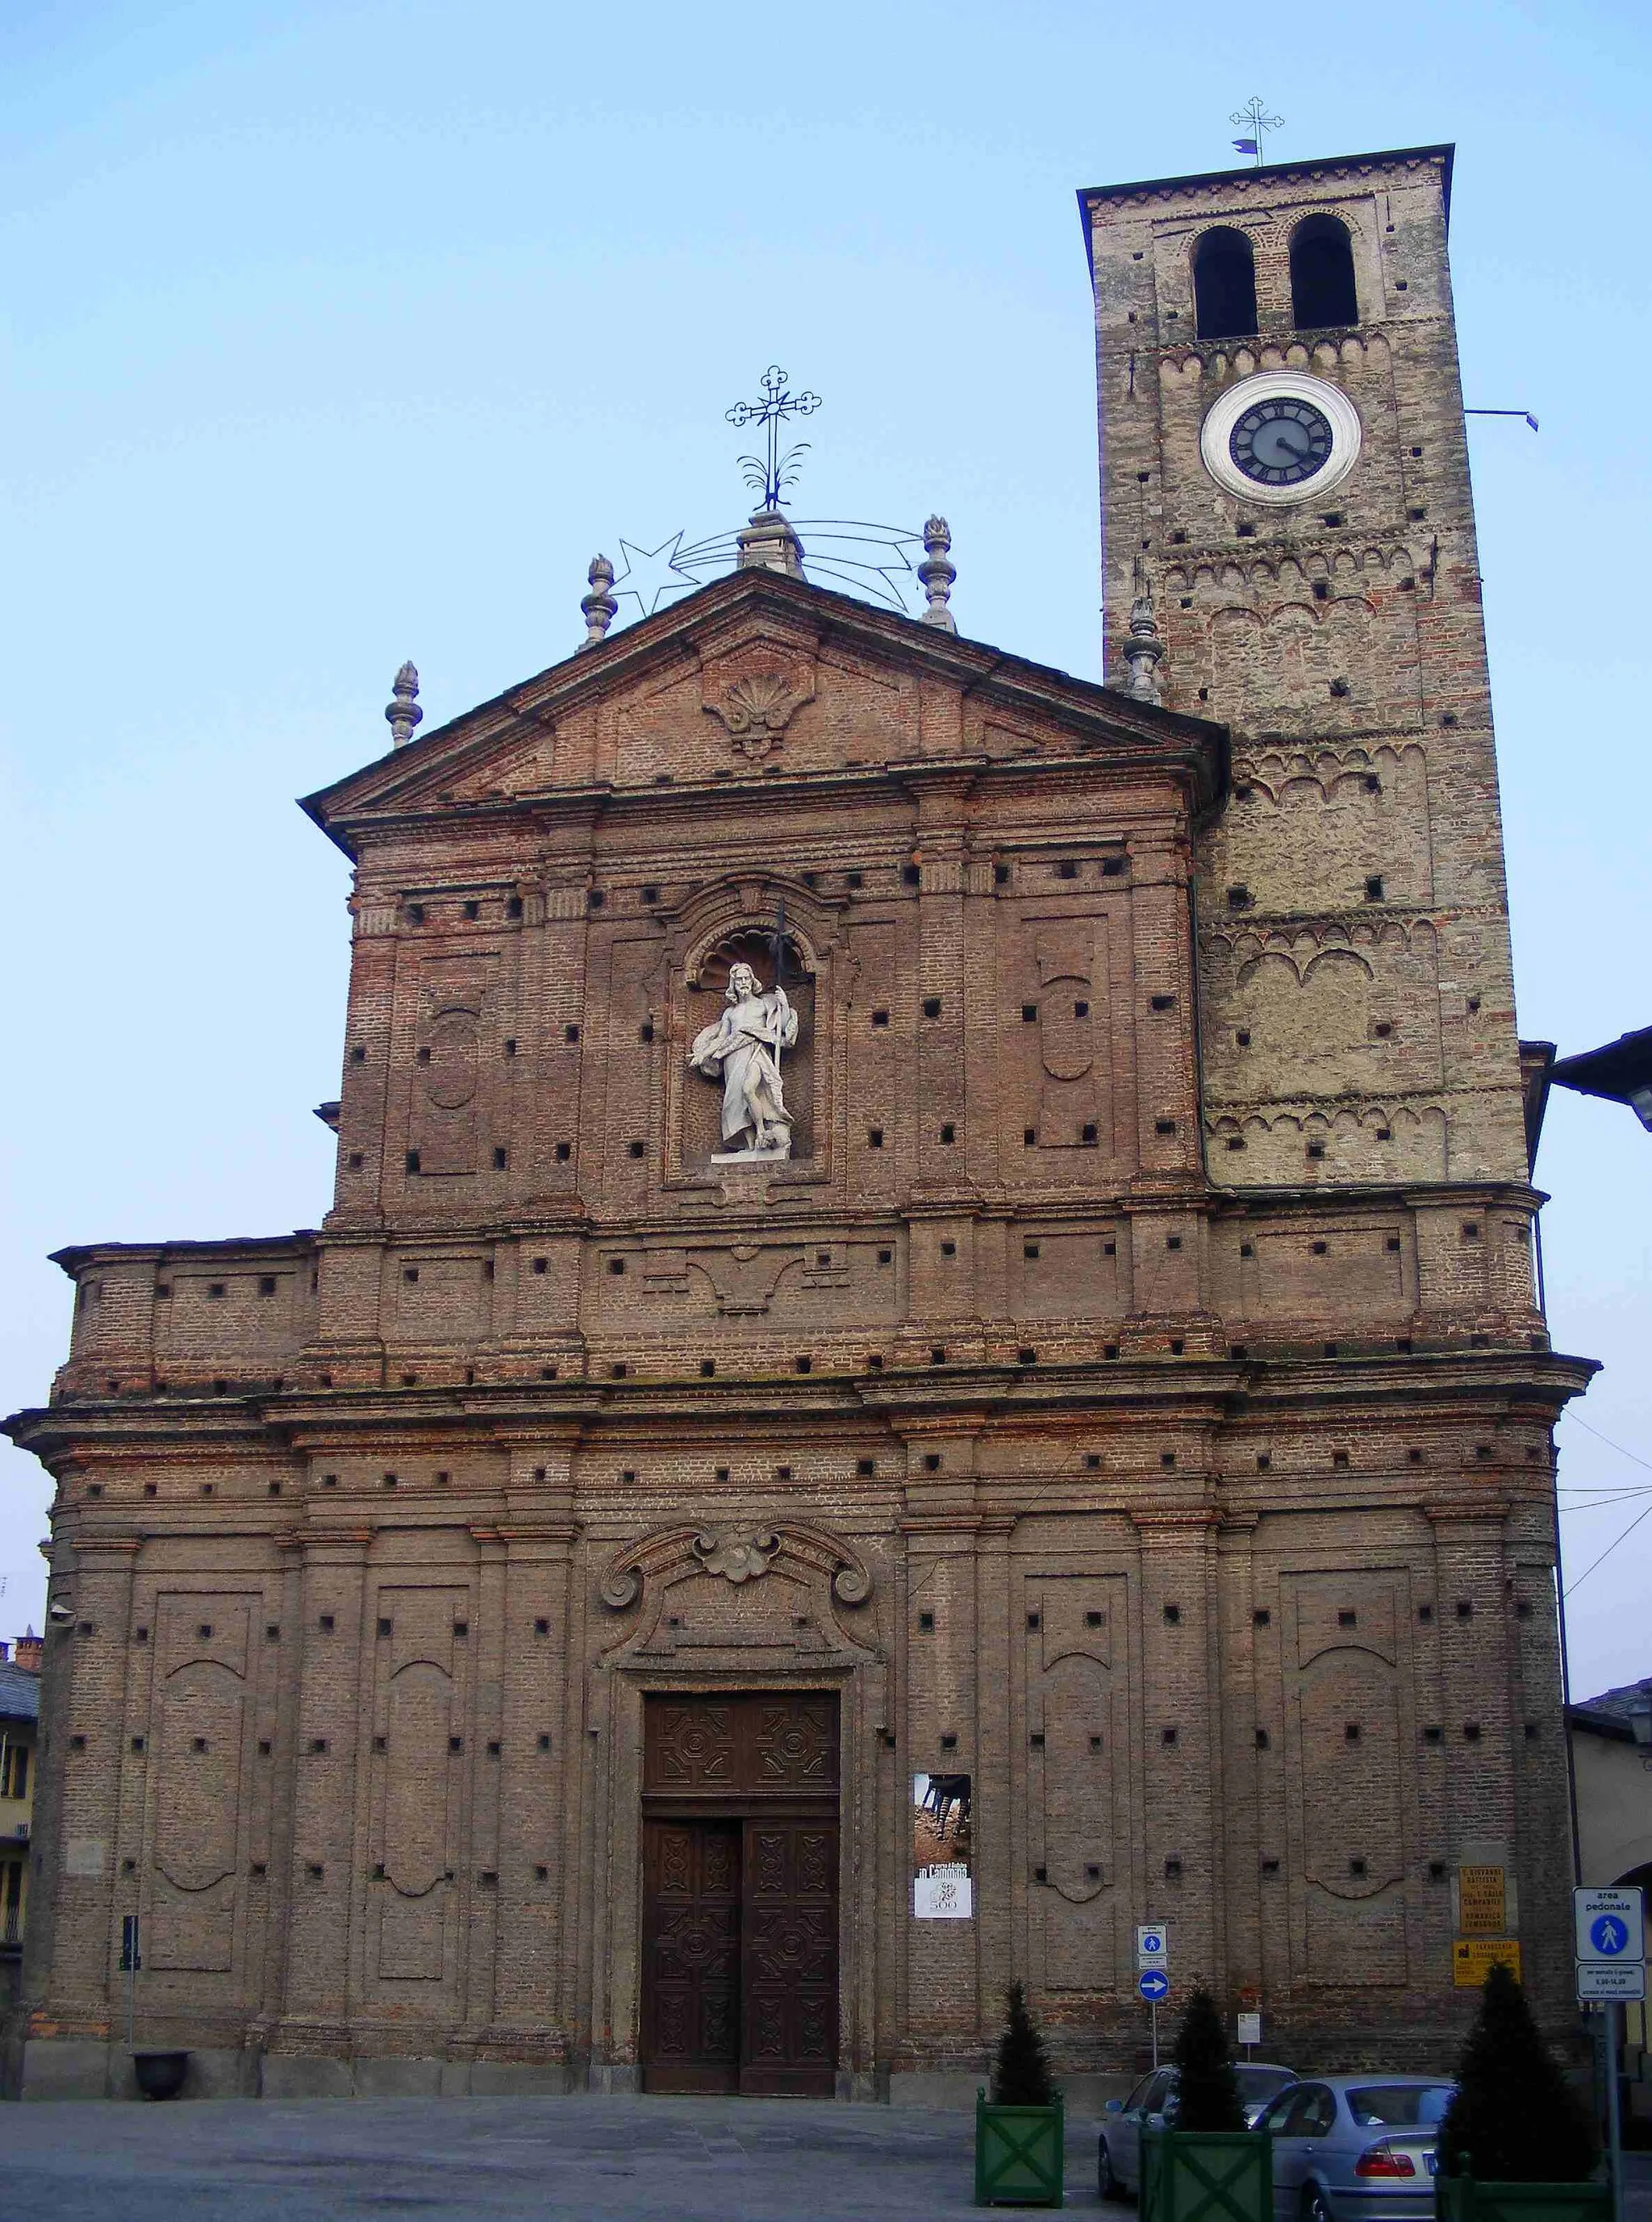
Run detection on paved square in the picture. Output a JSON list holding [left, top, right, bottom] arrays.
[[6, 2096, 1646, 2222], [1, 2095, 1098, 2221]]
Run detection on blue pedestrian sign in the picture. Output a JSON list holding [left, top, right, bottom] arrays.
[[1575, 1886, 1645, 1965], [1139, 1968, 1170, 2002]]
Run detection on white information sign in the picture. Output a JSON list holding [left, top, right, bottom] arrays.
[[1574, 1886, 1645, 1964], [1237, 2011, 1262, 2047], [914, 1869, 972, 1920], [1576, 1961, 1646, 2003], [1137, 1924, 1170, 1966]]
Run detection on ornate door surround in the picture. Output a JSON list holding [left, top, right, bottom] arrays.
[[640, 1691, 840, 2096]]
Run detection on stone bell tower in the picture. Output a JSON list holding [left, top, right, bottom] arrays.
[[1080, 146, 1529, 1194]]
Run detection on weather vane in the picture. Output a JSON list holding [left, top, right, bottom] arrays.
[[726, 365, 821, 510], [1229, 97, 1282, 168]]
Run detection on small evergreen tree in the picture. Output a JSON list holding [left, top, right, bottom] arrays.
[[1171, 1984, 1245, 2133], [991, 1978, 1057, 2107], [1436, 1961, 1596, 2183]]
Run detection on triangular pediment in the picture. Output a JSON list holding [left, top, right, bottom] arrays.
[[302, 568, 1224, 854]]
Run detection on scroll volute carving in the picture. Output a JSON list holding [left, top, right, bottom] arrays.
[[600, 1521, 873, 1616]]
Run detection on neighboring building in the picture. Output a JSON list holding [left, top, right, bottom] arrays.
[[3, 142, 1592, 2103], [1568, 1677, 1651, 2124], [1, 1639, 41, 2016]]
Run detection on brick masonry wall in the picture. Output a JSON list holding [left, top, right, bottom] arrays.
[[2, 148, 1592, 2095], [1085, 148, 1529, 1191]]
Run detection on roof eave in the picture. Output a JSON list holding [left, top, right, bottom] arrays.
[[300, 565, 1228, 856], [1077, 142, 1456, 266]]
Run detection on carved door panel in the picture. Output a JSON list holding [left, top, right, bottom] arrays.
[[640, 1820, 741, 2092], [640, 1692, 839, 2095], [740, 1816, 839, 2096]]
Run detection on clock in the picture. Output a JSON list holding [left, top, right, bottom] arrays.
[[1199, 372, 1362, 506], [1230, 395, 1333, 486]]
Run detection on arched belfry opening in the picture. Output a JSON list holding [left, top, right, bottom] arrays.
[[1193, 227, 1258, 340], [1291, 215, 1359, 330]]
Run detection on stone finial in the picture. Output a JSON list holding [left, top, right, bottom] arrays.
[[1120, 557, 1166, 705], [918, 515, 957, 632], [735, 507, 806, 578], [580, 555, 619, 649], [384, 661, 423, 748]]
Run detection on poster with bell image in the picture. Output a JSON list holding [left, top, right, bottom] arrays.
[[912, 1771, 973, 1918]]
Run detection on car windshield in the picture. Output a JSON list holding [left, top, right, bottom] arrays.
[[1236, 2067, 1295, 2103], [1346, 2085, 1454, 2128]]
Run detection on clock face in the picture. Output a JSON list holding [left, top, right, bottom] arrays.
[[1199, 372, 1362, 506], [1229, 396, 1335, 486]]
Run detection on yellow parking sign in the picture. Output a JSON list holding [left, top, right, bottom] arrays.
[[1453, 1936, 1521, 1986]]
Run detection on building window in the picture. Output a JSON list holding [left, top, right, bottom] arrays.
[[1290, 214, 1358, 330], [1193, 227, 1258, 340]]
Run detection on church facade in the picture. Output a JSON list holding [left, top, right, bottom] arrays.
[[4, 143, 1592, 2103]]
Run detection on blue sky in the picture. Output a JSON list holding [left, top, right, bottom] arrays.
[[2, 0, 1649, 1697]]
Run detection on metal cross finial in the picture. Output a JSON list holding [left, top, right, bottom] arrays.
[[726, 365, 822, 511], [1229, 97, 1283, 168]]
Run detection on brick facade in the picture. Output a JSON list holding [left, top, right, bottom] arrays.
[[3, 142, 1591, 2103]]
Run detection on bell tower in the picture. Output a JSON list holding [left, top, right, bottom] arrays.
[[1080, 147, 1530, 1192]]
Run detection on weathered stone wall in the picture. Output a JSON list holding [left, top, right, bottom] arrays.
[[1084, 147, 1528, 1190]]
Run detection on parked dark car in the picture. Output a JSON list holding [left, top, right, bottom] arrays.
[[1252, 2077, 1455, 2222], [1100, 2061, 1300, 2196]]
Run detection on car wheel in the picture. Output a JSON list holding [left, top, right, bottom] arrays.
[[1303, 2186, 1333, 2222], [1099, 2137, 1128, 2203]]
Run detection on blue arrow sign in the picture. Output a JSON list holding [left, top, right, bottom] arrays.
[[1590, 1914, 1631, 1957], [1139, 1969, 1170, 2002]]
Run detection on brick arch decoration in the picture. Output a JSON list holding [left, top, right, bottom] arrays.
[[599, 1521, 873, 1614]]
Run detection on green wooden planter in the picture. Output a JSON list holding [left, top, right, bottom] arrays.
[[975, 2087, 1065, 2207], [1436, 2176, 1611, 2222], [1141, 2128, 1273, 2222]]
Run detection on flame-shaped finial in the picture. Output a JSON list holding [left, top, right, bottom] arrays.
[[1120, 559, 1165, 705], [385, 661, 423, 748], [580, 555, 618, 649], [919, 516, 957, 633]]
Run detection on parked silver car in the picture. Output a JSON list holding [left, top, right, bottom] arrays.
[[1253, 2076, 1455, 2222], [1099, 2062, 1301, 2196]]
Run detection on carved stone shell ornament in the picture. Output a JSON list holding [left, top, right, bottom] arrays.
[[702, 669, 811, 760]]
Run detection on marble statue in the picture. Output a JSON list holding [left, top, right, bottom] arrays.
[[689, 961, 800, 1161]]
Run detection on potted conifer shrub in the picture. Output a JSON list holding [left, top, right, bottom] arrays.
[[1434, 1962, 1605, 2222], [1141, 1986, 1272, 2222], [975, 1979, 1065, 2207]]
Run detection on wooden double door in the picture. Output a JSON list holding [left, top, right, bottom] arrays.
[[640, 1692, 839, 2096]]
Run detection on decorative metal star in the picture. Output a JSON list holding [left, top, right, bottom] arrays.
[[612, 532, 699, 617]]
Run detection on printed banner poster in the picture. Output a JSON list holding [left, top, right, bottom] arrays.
[[913, 1772, 973, 1919]]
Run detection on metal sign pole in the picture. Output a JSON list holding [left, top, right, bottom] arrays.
[[1605, 1999, 1624, 2222], [1150, 1997, 1158, 2070]]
